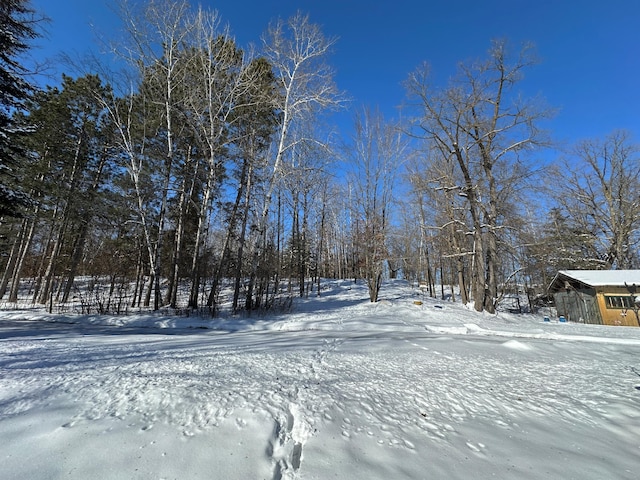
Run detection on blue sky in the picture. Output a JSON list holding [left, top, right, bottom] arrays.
[[29, 0, 639, 149]]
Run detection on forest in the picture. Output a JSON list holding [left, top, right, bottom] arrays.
[[1, 0, 639, 316]]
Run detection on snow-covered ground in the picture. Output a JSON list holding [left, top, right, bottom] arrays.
[[1, 279, 639, 479]]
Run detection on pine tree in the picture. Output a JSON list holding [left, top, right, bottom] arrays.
[[0, 0, 40, 217]]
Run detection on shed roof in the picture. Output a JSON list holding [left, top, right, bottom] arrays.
[[551, 270, 640, 289]]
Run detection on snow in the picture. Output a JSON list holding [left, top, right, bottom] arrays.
[[555, 269, 640, 287], [1, 279, 639, 479]]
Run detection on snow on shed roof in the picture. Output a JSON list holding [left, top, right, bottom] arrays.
[[556, 270, 640, 287]]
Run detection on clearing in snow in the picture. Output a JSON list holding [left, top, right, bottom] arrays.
[[1, 279, 639, 479]]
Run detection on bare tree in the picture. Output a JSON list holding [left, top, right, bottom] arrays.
[[243, 12, 343, 308], [182, 8, 259, 309], [345, 107, 406, 302], [406, 39, 552, 312], [407, 147, 471, 304], [279, 120, 335, 298], [104, 0, 195, 309], [260, 12, 342, 205], [548, 131, 640, 269]]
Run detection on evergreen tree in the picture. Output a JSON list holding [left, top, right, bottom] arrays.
[[0, 0, 40, 217], [4, 74, 116, 304]]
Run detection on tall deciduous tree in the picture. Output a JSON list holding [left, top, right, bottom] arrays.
[[111, 0, 194, 309], [183, 10, 259, 309], [548, 131, 640, 269], [406, 39, 551, 313], [345, 107, 405, 302], [242, 11, 343, 308], [281, 135, 332, 298], [407, 147, 472, 304]]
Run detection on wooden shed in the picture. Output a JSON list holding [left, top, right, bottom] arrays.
[[548, 270, 640, 327]]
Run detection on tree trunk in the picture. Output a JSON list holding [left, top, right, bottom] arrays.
[[61, 223, 88, 304], [232, 164, 253, 312], [7, 217, 37, 303], [131, 244, 144, 308], [0, 221, 27, 299], [168, 149, 197, 308], [208, 158, 249, 310], [61, 150, 108, 304]]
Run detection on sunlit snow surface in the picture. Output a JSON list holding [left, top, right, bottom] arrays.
[[1, 280, 639, 479]]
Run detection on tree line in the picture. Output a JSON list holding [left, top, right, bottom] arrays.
[[1, 0, 639, 315]]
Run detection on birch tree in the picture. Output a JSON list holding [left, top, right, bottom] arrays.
[[182, 10, 267, 309], [243, 12, 343, 308], [108, 0, 194, 309]]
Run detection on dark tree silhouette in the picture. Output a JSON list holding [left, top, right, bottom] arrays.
[[0, 0, 40, 217]]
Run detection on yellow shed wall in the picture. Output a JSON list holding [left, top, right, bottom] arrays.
[[595, 287, 640, 327]]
